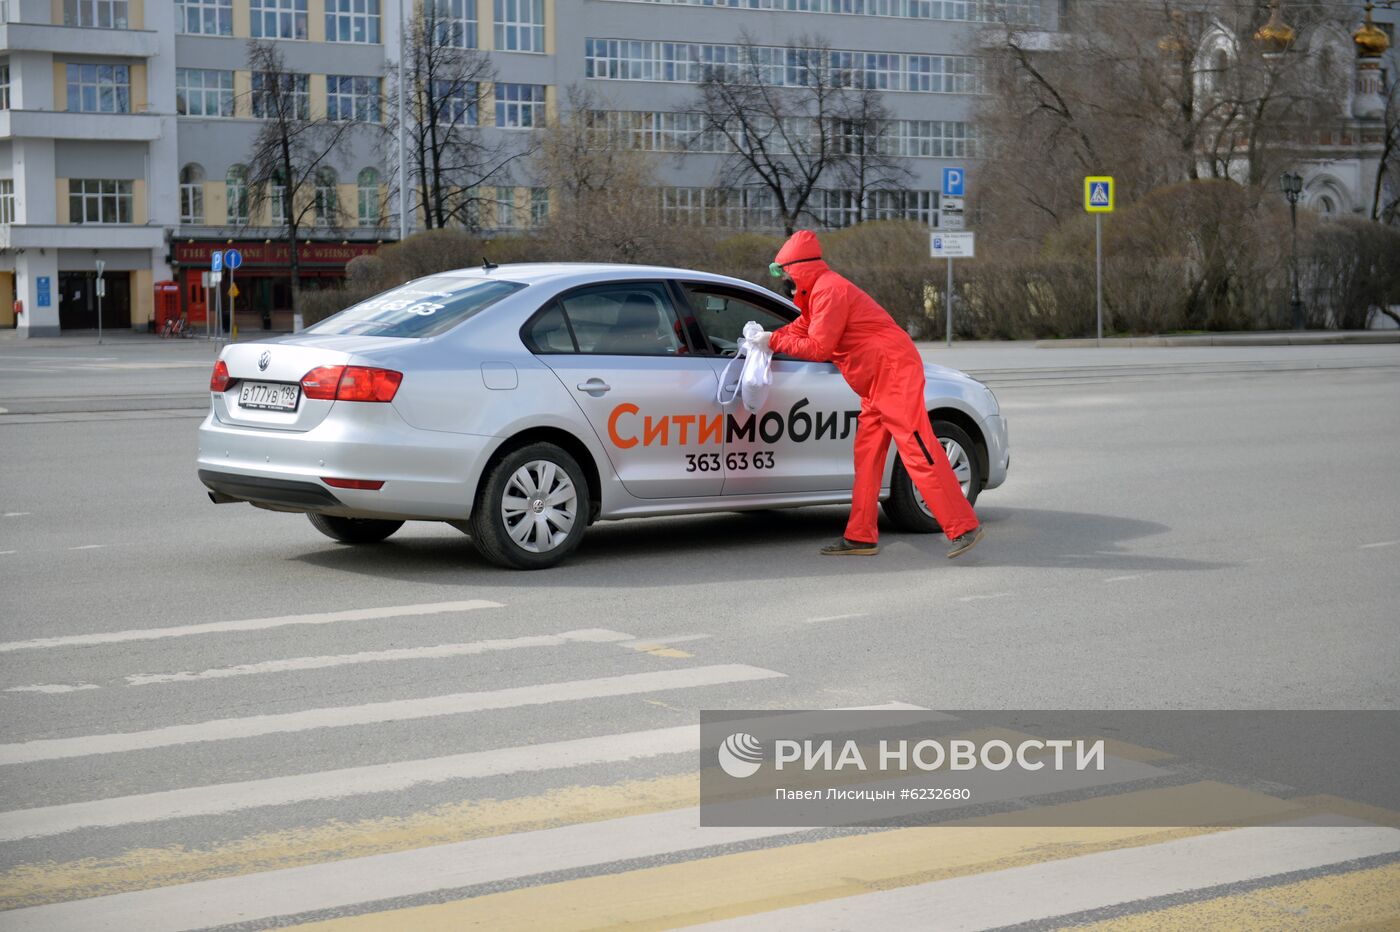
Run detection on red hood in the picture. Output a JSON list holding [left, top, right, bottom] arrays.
[[774, 230, 829, 309]]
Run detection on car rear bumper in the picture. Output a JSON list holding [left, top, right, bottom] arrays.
[[196, 403, 492, 521]]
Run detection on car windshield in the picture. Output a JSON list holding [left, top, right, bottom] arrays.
[[307, 276, 526, 338]]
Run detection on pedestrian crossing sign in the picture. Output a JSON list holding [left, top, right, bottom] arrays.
[[1085, 176, 1114, 213]]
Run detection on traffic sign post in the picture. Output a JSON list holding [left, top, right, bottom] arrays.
[[95, 259, 106, 345], [1084, 176, 1115, 346], [930, 231, 976, 348], [225, 251, 242, 341]]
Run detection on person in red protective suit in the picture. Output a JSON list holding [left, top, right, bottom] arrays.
[[754, 230, 983, 558]]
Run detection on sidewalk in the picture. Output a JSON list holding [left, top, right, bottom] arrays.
[[1037, 330, 1400, 348]]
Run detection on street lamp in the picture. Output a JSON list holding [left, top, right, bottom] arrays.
[[1280, 171, 1305, 330]]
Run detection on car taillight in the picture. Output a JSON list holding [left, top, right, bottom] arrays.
[[210, 360, 231, 392], [300, 365, 402, 403], [337, 366, 403, 402], [300, 366, 343, 400]]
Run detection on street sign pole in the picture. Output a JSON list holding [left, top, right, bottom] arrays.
[[95, 259, 105, 345], [946, 257, 954, 348], [1095, 214, 1103, 347]]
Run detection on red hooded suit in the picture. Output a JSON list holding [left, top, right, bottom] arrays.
[[769, 231, 979, 544]]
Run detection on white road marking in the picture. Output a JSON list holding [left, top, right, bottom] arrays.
[[0, 407, 9, 415], [67, 544, 106, 551], [956, 592, 1010, 603], [125, 629, 634, 686], [695, 818, 1400, 931], [4, 684, 100, 695], [0, 703, 912, 846], [1359, 539, 1400, 549], [0, 665, 785, 765], [0, 600, 502, 654], [802, 613, 869, 624], [1104, 575, 1143, 583], [0, 551, 16, 556], [618, 634, 713, 648], [0, 809, 800, 932], [2, 512, 30, 517]]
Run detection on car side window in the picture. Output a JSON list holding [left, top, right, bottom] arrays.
[[559, 283, 685, 356], [522, 303, 576, 353], [682, 284, 794, 356]]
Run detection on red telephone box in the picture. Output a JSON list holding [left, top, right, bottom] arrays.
[[154, 280, 181, 332]]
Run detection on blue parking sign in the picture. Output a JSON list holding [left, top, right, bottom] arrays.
[[211, 251, 223, 273], [943, 167, 965, 197]]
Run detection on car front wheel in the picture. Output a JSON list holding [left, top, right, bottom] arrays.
[[882, 419, 982, 534], [307, 513, 404, 543], [470, 442, 588, 570]]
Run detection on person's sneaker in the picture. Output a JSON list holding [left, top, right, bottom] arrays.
[[946, 526, 984, 559], [820, 538, 881, 556]]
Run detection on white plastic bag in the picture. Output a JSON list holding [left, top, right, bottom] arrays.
[[716, 321, 773, 414]]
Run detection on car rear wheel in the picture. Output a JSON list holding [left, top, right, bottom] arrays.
[[307, 513, 404, 543], [470, 442, 588, 570], [882, 419, 982, 534]]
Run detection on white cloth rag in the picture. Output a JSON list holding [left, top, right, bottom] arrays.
[[716, 321, 773, 414]]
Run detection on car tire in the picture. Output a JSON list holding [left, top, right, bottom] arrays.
[[471, 442, 589, 570], [882, 419, 982, 534], [307, 513, 405, 543]]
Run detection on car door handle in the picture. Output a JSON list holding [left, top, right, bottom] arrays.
[[576, 378, 611, 396]]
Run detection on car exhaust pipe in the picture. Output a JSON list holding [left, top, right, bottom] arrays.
[[208, 490, 241, 505]]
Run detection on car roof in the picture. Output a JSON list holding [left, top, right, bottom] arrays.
[[429, 262, 773, 294]]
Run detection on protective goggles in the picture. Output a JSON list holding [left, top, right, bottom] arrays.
[[768, 257, 820, 278]]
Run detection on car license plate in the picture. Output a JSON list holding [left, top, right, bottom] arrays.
[[238, 381, 300, 411]]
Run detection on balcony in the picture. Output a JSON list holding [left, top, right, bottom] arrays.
[[0, 22, 160, 57], [0, 109, 166, 142]]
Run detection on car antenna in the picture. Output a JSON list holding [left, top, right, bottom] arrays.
[[482, 256, 498, 272]]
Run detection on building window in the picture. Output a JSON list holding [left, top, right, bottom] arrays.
[[494, 186, 516, 227], [494, 0, 544, 52], [179, 164, 205, 225], [0, 179, 14, 224], [431, 80, 479, 125], [68, 179, 133, 224], [250, 0, 308, 40], [176, 69, 234, 117], [226, 165, 249, 226], [252, 72, 309, 120], [494, 82, 544, 128], [428, 0, 476, 49], [326, 0, 380, 43], [314, 168, 339, 227], [327, 75, 381, 121], [357, 168, 380, 226], [176, 0, 232, 35], [66, 64, 130, 114], [530, 187, 549, 226], [269, 172, 288, 225], [0, 63, 9, 111], [64, 0, 128, 28]]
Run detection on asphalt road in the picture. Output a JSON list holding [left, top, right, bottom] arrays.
[[1, 336, 1398, 930]]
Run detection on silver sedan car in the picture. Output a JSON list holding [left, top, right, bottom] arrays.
[[198, 263, 1009, 569]]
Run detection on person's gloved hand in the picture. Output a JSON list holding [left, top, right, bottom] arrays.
[[747, 329, 771, 351]]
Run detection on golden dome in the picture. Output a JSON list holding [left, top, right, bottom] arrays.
[[1354, 3, 1390, 58], [1254, 0, 1295, 54]]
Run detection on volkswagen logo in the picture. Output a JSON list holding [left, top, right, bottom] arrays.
[[258, 351, 271, 371]]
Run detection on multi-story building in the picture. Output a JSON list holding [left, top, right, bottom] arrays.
[[2, 0, 1034, 337]]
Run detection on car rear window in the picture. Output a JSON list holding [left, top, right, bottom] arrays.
[[307, 276, 526, 338]]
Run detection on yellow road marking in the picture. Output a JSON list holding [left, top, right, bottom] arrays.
[[0, 775, 698, 910], [630, 644, 694, 659], [287, 782, 1307, 932], [1072, 861, 1400, 931]]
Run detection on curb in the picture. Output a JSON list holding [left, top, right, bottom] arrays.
[[1036, 331, 1400, 348]]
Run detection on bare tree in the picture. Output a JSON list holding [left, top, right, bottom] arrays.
[[1372, 79, 1400, 225], [532, 86, 695, 263], [831, 85, 913, 224], [385, 3, 529, 231], [244, 40, 357, 314], [691, 34, 888, 235]]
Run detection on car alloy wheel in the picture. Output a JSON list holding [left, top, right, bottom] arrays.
[[914, 437, 973, 518]]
